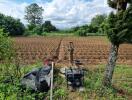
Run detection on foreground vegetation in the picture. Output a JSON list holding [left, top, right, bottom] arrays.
[[0, 63, 131, 100]]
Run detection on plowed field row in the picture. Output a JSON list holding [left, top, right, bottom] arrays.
[[13, 37, 132, 65], [59, 37, 132, 65], [13, 37, 62, 64]]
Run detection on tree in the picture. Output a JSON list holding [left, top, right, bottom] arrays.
[[76, 28, 87, 36], [25, 3, 44, 25], [103, 0, 132, 86], [25, 24, 43, 36], [0, 29, 14, 61], [87, 24, 98, 33], [71, 14, 107, 35], [72, 26, 80, 32], [42, 21, 57, 32], [90, 14, 107, 33], [91, 14, 107, 28], [32, 25, 43, 35], [0, 13, 25, 36]]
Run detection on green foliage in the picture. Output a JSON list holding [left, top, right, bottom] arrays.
[[24, 3, 59, 36], [108, 0, 128, 10], [104, 5, 132, 44], [26, 25, 43, 36], [0, 13, 25, 36], [90, 14, 107, 34], [0, 63, 47, 100], [74, 25, 105, 36], [107, 0, 117, 9], [76, 28, 87, 36], [25, 21, 58, 36], [102, 0, 132, 88], [32, 25, 43, 35], [24, 3, 45, 36], [0, 63, 131, 99], [69, 14, 107, 36], [91, 14, 107, 30], [98, 21, 107, 34], [42, 21, 58, 33], [0, 29, 14, 61], [25, 3, 44, 25], [73, 25, 92, 36], [54, 88, 68, 99], [27, 24, 36, 31], [87, 24, 98, 33], [82, 65, 131, 99]]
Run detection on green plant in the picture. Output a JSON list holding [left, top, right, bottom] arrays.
[[54, 88, 68, 99], [103, 0, 132, 86], [0, 13, 25, 36], [0, 29, 14, 61], [0, 64, 131, 99]]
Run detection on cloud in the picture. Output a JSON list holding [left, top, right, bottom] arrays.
[[0, 0, 112, 29], [0, 0, 28, 24]]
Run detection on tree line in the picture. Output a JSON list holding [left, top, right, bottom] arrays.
[[0, 3, 109, 36], [67, 14, 107, 36], [0, 13, 25, 36], [0, 3, 58, 36]]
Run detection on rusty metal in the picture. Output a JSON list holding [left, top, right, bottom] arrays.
[[68, 42, 74, 65]]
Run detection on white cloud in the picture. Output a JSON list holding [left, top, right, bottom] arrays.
[[0, 0, 112, 29], [0, 0, 28, 24]]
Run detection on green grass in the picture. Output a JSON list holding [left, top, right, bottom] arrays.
[[44, 32, 106, 37], [45, 32, 74, 36], [0, 63, 131, 100]]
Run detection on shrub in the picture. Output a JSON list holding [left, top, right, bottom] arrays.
[[76, 28, 87, 36], [0, 13, 25, 36], [0, 29, 14, 61]]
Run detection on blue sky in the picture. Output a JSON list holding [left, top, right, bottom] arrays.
[[14, 0, 92, 3], [0, 0, 112, 29], [14, 0, 34, 3], [13, 0, 52, 3]]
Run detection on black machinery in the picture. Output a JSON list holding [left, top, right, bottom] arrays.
[[65, 67, 84, 89]]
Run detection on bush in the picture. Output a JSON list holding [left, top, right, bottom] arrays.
[[0, 13, 25, 36], [42, 21, 58, 33], [25, 21, 58, 36], [32, 25, 43, 35], [0, 29, 14, 61], [76, 28, 87, 36], [24, 24, 43, 36]]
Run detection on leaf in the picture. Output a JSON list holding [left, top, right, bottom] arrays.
[[117, 29, 128, 40]]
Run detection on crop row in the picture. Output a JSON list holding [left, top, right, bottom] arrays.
[[59, 37, 132, 65], [13, 37, 132, 65]]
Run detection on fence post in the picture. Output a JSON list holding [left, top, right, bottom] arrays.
[[50, 62, 54, 100]]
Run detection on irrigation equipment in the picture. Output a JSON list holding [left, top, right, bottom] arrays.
[[68, 42, 74, 65], [65, 67, 84, 90]]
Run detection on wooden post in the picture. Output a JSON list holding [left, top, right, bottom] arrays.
[[68, 42, 74, 66]]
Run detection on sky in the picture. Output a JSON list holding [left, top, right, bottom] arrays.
[[0, 0, 112, 29]]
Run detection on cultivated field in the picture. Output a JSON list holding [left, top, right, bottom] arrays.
[[0, 36, 131, 99], [13, 36, 132, 65]]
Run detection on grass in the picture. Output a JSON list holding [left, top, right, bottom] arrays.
[[26, 31, 106, 37], [0, 63, 131, 100], [45, 32, 74, 36]]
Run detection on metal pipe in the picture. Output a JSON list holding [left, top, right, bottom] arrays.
[[50, 62, 54, 100]]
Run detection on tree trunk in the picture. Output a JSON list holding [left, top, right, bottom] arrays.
[[103, 43, 119, 86]]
